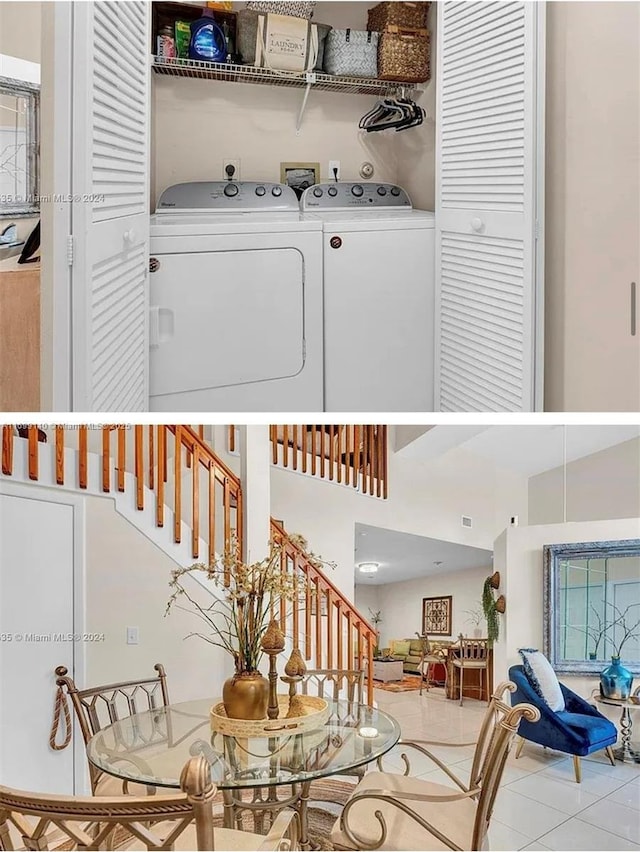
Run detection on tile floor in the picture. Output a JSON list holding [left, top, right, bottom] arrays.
[[372, 686, 640, 851]]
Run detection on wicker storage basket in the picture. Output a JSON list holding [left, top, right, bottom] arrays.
[[378, 29, 430, 83], [368, 1, 430, 33], [323, 28, 379, 78]]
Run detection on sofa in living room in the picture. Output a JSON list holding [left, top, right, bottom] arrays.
[[383, 638, 426, 674]]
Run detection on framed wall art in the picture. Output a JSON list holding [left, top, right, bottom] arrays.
[[422, 595, 452, 636]]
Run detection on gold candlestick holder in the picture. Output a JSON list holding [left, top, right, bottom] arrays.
[[261, 619, 285, 721]]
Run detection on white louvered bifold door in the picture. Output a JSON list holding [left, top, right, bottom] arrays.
[[70, 1, 150, 412], [435, 1, 544, 412]]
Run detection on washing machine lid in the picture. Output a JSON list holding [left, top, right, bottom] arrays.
[[305, 209, 435, 231], [150, 211, 321, 237]]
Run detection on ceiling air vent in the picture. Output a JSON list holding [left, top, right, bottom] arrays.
[[461, 515, 473, 529]]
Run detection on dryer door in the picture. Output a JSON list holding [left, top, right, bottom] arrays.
[[149, 248, 304, 396]]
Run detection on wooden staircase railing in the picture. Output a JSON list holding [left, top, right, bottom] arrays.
[[1, 424, 242, 565], [270, 518, 376, 705]]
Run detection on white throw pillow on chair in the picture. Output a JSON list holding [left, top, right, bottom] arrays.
[[518, 648, 565, 712]]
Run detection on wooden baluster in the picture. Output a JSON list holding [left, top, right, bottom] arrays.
[[305, 568, 312, 661], [223, 477, 231, 576], [102, 428, 110, 492], [198, 425, 204, 441], [292, 558, 299, 650], [382, 425, 388, 500], [55, 426, 64, 485], [328, 425, 335, 481], [362, 425, 369, 495], [369, 425, 376, 496], [78, 426, 88, 489], [336, 426, 342, 484], [301, 425, 308, 473], [367, 634, 374, 705], [235, 484, 243, 562], [116, 427, 125, 492], [163, 425, 168, 483], [376, 425, 382, 498], [208, 460, 216, 566], [148, 426, 155, 490], [344, 425, 351, 487], [347, 611, 353, 672], [156, 426, 165, 527], [311, 426, 317, 476], [336, 601, 343, 670], [353, 426, 360, 488], [280, 549, 287, 631], [356, 626, 363, 670], [282, 425, 289, 468], [292, 425, 298, 471], [326, 591, 334, 669], [2, 425, 13, 475], [315, 578, 322, 668], [228, 425, 235, 454], [192, 446, 199, 559], [135, 425, 143, 510], [319, 427, 325, 478], [271, 426, 278, 465], [174, 427, 182, 543], [27, 426, 38, 480]]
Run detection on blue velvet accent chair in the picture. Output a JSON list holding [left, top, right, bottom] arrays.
[[508, 665, 618, 783]]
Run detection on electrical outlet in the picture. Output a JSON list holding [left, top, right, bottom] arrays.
[[328, 160, 341, 181], [222, 159, 240, 181], [126, 626, 139, 645]]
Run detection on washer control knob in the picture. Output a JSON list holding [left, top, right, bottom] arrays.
[[272, 186, 283, 197], [224, 183, 239, 197], [377, 186, 387, 196], [351, 184, 364, 197], [255, 185, 266, 196], [390, 186, 401, 197], [313, 187, 323, 198], [328, 186, 338, 197]]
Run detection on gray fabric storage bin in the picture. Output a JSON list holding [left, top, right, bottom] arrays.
[[323, 28, 379, 78], [237, 9, 330, 71]]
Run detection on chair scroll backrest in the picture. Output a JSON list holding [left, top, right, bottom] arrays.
[[301, 669, 364, 704], [55, 663, 170, 745], [468, 682, 540, 848], [458, 637, 489, 662], [0, 756, 209, 851]]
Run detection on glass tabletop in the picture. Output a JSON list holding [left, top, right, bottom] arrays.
[[86, 698, 400, 790]]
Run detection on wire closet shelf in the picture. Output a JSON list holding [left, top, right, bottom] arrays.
[[151, 56, 420, 96]]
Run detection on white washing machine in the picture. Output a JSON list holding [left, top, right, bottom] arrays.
[[301, 182, 435, 412], [149, 181, 323, 411]]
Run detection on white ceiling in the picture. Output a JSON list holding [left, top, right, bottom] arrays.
[[398, 425, 640, 477], [354, 522, 492, 586]]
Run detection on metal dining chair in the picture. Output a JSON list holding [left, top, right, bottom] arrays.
[[53, 663, 170, 795]]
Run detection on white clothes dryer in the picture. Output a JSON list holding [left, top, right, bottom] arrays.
[[301, 182, 435, 412], [149, 181, 323, 412]]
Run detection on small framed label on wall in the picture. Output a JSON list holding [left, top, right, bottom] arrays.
[[422, 595, 452, 636]]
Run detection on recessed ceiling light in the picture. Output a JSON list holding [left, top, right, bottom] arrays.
[[358, 562, 379, 574]]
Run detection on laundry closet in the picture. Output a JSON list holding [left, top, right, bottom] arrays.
[[41, 0, 550, 413]]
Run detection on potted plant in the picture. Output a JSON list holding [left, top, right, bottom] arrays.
[[463, 603, 485, 638], [166, 535, 331, 720], [368, 608, 383, 657]]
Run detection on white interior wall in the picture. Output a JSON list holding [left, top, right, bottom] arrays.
[[374, 564, 491, 647], [85, 496, 231, 703], [353, 583, 380, 622], [271, 436, 529, 606], [493, 518, 640, 712]]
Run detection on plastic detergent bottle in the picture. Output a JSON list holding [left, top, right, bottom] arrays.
[[189, 8, 227, 63]]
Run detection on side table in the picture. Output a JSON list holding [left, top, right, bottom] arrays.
[[594, 694, 640, 763]]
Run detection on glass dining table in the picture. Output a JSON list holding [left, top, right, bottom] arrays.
[[86, 697, 400, 850]]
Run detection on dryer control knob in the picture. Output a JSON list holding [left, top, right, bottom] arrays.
[[377, 186, 387, 196], [313, 187, 323, 198], [272, 186, 283, 197], [390, 186, 401, 196], [224, 183, 239, 197], [351, 184, 364, 197], [255, 186, 266, 196], [328, 186, 338, 197]]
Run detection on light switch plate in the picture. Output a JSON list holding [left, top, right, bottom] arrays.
[[126, 626, 139, 645]]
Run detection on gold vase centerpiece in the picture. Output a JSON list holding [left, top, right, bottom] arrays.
[[166, 534, 323, 722]]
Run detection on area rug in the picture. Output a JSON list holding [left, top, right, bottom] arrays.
[[365, 673, 424, 692]]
